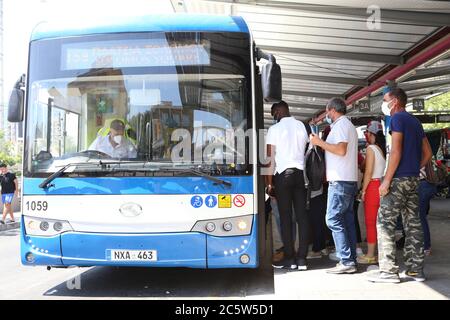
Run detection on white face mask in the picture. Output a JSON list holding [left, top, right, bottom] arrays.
[[381, 100, 393, 116], [113, 135, 123, 145]]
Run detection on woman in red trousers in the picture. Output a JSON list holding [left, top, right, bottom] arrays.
[[358, 121, 386, 264]]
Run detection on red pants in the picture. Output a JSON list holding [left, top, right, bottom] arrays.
[[364, 180, 381, 244]]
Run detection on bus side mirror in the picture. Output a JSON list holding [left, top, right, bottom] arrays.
[[8, 74, 26, 123], [259, 53, 282, 103]]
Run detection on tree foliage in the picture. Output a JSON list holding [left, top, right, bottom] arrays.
[[0, 129, 22, 167], [423, 92, 450, 131]]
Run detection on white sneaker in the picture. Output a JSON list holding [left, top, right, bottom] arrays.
[[306, 251, 322, 259], [329, 252, 339, 262]]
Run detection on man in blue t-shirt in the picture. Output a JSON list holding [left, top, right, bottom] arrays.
[[368, 87, 432, 284]]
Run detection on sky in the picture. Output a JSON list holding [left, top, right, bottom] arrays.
[[2, 0, 176, 102]]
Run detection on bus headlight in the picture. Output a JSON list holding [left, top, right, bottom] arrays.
[[240, 254, 250, 264], [53, 222, 63, 232], [25, 252, 35, 263], [191, 214, 253, 236], [40, 221, 49, 231], [223, 221, 233, 232], [27, 220, 39, 231], [237, 220, 247, 231], [205, 222, 216, 232], [24, 216, 73, 237]]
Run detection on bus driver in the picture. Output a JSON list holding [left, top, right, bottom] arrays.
[[88, 119, 137, 159]]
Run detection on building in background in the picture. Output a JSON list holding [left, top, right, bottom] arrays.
[[0, 0, 4, 134], [0, 0, 23, 150]]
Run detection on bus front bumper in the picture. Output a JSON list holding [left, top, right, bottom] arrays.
[[20, 218, 258, 269]]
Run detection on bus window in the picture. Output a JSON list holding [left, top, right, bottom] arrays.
[[24, 31, 251, 176], [49, 107, 80, 157]]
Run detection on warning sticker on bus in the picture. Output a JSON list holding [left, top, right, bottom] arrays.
[[218, 195, 232, 208], [233, 195, 246, 207]]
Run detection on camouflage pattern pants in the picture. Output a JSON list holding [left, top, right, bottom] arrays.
[[377, 177, 424, 274]]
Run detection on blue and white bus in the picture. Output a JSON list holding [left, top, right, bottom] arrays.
[[9, 15, 279, 269]]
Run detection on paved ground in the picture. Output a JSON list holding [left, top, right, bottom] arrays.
[[267, 197, 450, 300], [1, 199, 448, 300]]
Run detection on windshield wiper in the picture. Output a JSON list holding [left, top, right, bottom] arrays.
[[38, 161, 125, 189], [39, 163, 77, 189], [165, 167, 232, 187], [39, 161, 233, 189], [188, 168, 232, 187], [107, 161, 232, 187]]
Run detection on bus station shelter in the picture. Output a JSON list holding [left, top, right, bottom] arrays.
[[171, 0, 450, 129], [171, 0, 450, 299]]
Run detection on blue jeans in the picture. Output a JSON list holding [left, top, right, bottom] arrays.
[[326, 181, 358, 266], [418, 180, 437, 250]]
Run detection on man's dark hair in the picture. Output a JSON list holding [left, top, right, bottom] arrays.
[[271, 100, 289, 113], [389, 87, 408, 107], [110, 119, 125, 131], [326, 97, 347, 115], [270, 103, 276, 115], [0, 163, 6, 168]]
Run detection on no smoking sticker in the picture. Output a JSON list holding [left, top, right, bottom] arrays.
[[233, 195, 246, 207]]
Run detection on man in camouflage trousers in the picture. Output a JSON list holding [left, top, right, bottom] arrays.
[[367, 87, 432, 283]]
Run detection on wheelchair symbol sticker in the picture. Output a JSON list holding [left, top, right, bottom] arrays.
[[191, 195, 203, 208], [205, 195, 217, 208]]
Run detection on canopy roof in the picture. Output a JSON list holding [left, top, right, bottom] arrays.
[[172, 0, 450, 127]]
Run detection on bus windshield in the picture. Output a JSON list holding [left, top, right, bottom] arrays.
[[24, 32, 252, 177]]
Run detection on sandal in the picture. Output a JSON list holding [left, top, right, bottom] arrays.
[[357, 255, 378, 264]]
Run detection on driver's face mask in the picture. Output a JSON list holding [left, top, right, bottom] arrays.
[[113, 135, 123, 145]]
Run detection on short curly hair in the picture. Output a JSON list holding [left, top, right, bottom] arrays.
[[326, 97, 347, 115]]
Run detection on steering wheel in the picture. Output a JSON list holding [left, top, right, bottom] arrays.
[[79, 150, 112, 159]]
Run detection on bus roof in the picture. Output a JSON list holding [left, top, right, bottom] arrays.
[[31, 14, 249, 41]]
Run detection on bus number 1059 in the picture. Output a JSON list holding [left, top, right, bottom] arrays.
[[26, 201, 48, 212]]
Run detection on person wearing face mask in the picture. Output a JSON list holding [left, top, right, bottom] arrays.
[[268, 103, 298, 263], [265, 100, 310, 271], [88, 119, 137, 159], [309, 97, 359, 274], [358, 121, 386, 265], [367, 87, 432, 284]]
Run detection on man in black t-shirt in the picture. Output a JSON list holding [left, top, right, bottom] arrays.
[[0, 163, 18, 224]]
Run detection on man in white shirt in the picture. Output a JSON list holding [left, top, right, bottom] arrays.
[[88, 119, 137, 159], [265, 100, 310, 271], [310, 97, 359, 274]]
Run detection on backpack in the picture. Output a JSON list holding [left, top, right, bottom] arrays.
[[302, 122, 326, 210], [425, 160, 447, 186]]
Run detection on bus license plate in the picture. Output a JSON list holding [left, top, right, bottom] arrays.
[[109, 250, 157, 261]]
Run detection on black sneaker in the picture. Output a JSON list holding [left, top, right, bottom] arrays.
[[367, 271, 400, 283], [296, 258, 308, 271], [401, 270, 426, 282], [326, 262, 357, 274], [0, 220, 5, 225], [272, 258, 297, 270]]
